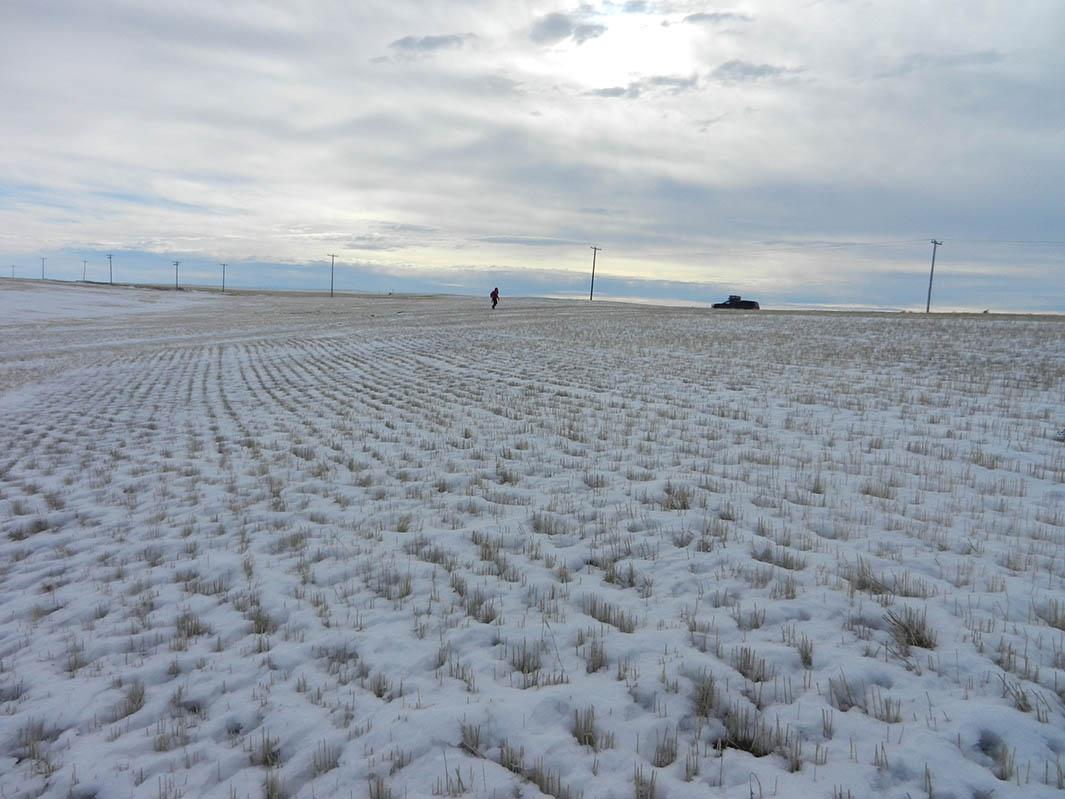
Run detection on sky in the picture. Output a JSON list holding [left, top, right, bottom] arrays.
[[1, 0, 1063, 311]]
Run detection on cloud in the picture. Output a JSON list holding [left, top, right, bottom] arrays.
[[381, 33, 475, 62], [342, 221, 441, 250], [684, 11, 752, 24], [377, 222, 436, 235], [389, 33, 473, 53], [879, 50, 1004, 79], [646, 74, 698, 91], [477, 235, 585, 246], [530, 13, 575, 43], [588, 73, 698, 99], [574, 23, 607, 43], [344, 235, 404, 251], [529, 13, 606, 45], [589, 86, 634, 98], [711, 59, 797, 82]]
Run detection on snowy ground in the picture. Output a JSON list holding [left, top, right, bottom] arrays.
[[0, 280, 213, 323], [1, 284, 1064, 799]]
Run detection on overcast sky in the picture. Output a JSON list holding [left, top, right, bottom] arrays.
[[1, 1, 1063, 310]]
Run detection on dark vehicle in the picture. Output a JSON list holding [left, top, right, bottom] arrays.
[[712, 294, 760, 310]]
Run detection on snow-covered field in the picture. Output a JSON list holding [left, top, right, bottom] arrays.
[[0, 281, 213, 323], [2, 284, 1064, 799]]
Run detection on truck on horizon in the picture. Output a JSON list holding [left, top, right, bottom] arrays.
[[712, 295, 760, 310]]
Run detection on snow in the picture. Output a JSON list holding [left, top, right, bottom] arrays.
[[0, 280, 212, 324], [1, 283, 1064, 799]]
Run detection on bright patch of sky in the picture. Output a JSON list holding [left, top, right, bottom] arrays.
[[1, 1, 1063, 310]]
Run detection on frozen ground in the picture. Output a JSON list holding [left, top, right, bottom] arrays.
[[1, 284, 1064, 799], [0, 280, 213, 323]]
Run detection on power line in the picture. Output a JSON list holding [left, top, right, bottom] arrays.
[[942, 238, 1065, 246], [745, 238, 928, 252]]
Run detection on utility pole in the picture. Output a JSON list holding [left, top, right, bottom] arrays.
[[41, 257, 46, 280], [221, 263, 227, 294], [82, 260, 87, 281], [9, 265, 13, 279], [173, 260, 180, 290], [108, 253, 113, 285], [926, 239, 942, 313], [589, 246, 601, 301], [327, 253, 337, 298]]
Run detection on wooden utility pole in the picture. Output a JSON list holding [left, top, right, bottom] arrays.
[[82, 260, 87, 281], [328, 253, 337, 298], [926, 239, 942, 313], [108, 253, 113, 285], [221, 263, 227, 294], [41, 257, 45, 280], [589, 246, 601, 301], [173, 260, 180, 290]]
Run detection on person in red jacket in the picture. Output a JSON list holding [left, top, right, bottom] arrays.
[[490, 287, 500, 309]]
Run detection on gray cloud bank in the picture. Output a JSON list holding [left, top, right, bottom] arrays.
[[13, 242, 1061, 313], [684, 12, 752, 25], [530, 12, 606, 45], [389, 33, 474, 53]]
